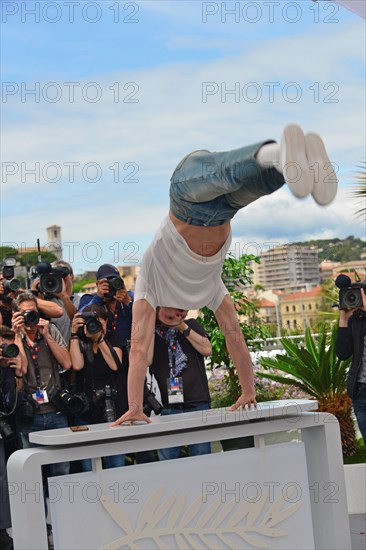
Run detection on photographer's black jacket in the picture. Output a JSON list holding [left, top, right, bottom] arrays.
[[150, 318, 210, 408], [336, 310, 366, 398]]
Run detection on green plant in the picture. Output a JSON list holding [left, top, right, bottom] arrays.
[[200, 254, 269, 403], [351, 162, 366, 222], [258, 324, 356, 456], [208, 369, 309, 408]]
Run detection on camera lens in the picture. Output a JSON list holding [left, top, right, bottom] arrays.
[[23, 310, 40, 326], [1, 343, 19, 358], [40, 274, 62, 294], [110, 278, 124, 290], [86, 319, 103, 334], [4, 279, 21, 292], [341, 288, 363, 309]]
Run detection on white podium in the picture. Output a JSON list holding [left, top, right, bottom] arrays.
[[7, 400, 351, 549]]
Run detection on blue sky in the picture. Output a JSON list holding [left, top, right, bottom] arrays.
[[1, 0, 365, 274]]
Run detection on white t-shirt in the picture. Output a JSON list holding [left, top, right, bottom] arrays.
[[134, 217, 231, 312]]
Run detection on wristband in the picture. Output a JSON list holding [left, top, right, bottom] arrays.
[[70, 332, 79, 337], [15, 374, 23, 379], [182, 326, 191, 337]]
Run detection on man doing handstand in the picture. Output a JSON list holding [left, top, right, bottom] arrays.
[[112, 124, 337, 425]]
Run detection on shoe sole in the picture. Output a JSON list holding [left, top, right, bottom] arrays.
[[305, 133, 338, 206], [282, 124, 313, 198]]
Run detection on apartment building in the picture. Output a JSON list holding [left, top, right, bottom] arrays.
[[280, 286, 322, 331], [252, 245, 320, 291]]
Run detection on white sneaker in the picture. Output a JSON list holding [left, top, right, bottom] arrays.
[[281, 124, 313, 199], [305, 132, 338, 206]]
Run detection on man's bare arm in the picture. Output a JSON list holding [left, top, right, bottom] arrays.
[[111, 299, 156, 425], [214, 294, 256, 409]]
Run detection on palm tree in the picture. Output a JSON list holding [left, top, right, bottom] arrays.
[[350, 162, 366, 222], [258, 324, 356, 456]]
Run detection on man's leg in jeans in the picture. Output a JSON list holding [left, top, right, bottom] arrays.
[[170, 142, 285, 226], [170, 125, 337, 227]]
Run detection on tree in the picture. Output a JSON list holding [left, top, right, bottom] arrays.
[[18, 251, 57, 267], [199, 254, 269, 403], [0, 246, 18, 261], [258, 325, 356, 456], [351, 162, 366, 222]]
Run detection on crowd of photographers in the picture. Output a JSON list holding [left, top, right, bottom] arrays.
[[0, 259, 163, 549], [1, 258, 365, 549]]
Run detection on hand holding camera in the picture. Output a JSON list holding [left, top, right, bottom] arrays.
[[72, 312, 104, 342], [96, 277, 125, 300]]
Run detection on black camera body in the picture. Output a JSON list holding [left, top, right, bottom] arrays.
[[49, 387, 90, 416], [49, 369, 90, 416], [336, 274, 366, 309], [37, 262, 70, 295], [78, 312, 103, 335], [1, 259, 21, 299], [93, 384, 117, 422], [104, 276, 125, 298], [0, 343, 19, 359], [143, 383, 163, 416], [0, 368, 16, 439], [22, 309, 40, 326]]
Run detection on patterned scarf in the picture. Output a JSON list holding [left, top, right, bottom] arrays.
[[156, 326, 188, 376]]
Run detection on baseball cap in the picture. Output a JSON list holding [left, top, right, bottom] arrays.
[[96, 264, 120, 280]]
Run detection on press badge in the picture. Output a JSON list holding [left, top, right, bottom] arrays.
[[33, 389, 49, 404], [167, 376, 184, 404]]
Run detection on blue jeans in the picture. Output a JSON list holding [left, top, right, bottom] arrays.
[[158, 403, 211, 460], [353, 383, 366, 443], [74, 417, 125, 471], [170, 141, 285, 226], [19, 411, 70, 477]]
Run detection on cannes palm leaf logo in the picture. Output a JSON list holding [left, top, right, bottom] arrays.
[[99, 485, 301, 549]]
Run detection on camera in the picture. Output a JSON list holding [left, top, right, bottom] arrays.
[[0, 414, 15, 440], [22, 310, 40, 326], [37, 261, 70, 295], [17, 394, 40, 426], [50, 387, 90, 416], [0, 343, 19, 359], [335, 274, 366, 309], [0, 257, 21, 298], [93, 385, 117, 422], [49, 369, 90, 416], [78, 312, 103, 335], [105, 276, 125, 298], [143, 383, 163, 416]]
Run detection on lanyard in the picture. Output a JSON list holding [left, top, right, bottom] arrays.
[[157, 327, 178, 377], [23, 333, 43, 389]]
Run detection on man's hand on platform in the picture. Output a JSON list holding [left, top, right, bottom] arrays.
[[229, 389, 257, 411], [110, 404, 152, 426]]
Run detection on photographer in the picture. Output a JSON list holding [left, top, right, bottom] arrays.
[[11, 291, 71, 461], [47, 260, 80, 344], [0, 326, 24, 550], [79, 264, 132, 348], [150, 307, 212, 460], [70, 305, 127, 469], [336, 283, 366, 443]]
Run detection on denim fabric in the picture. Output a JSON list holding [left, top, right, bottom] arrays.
[[19, 411, 69, 476], [353, 383, 366, 443], [157, 403, 211, 460], [169, 141, 285, 226]]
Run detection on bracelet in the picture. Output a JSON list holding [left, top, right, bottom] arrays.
[[70, 336, 79, 340], [15, 374, 23, 379], [70, 332, 78, 337]]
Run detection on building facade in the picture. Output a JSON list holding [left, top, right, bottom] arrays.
[[252, 245, 320, 292]]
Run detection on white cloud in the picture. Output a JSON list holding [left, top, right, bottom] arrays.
[[1, 13, 365, 273]]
